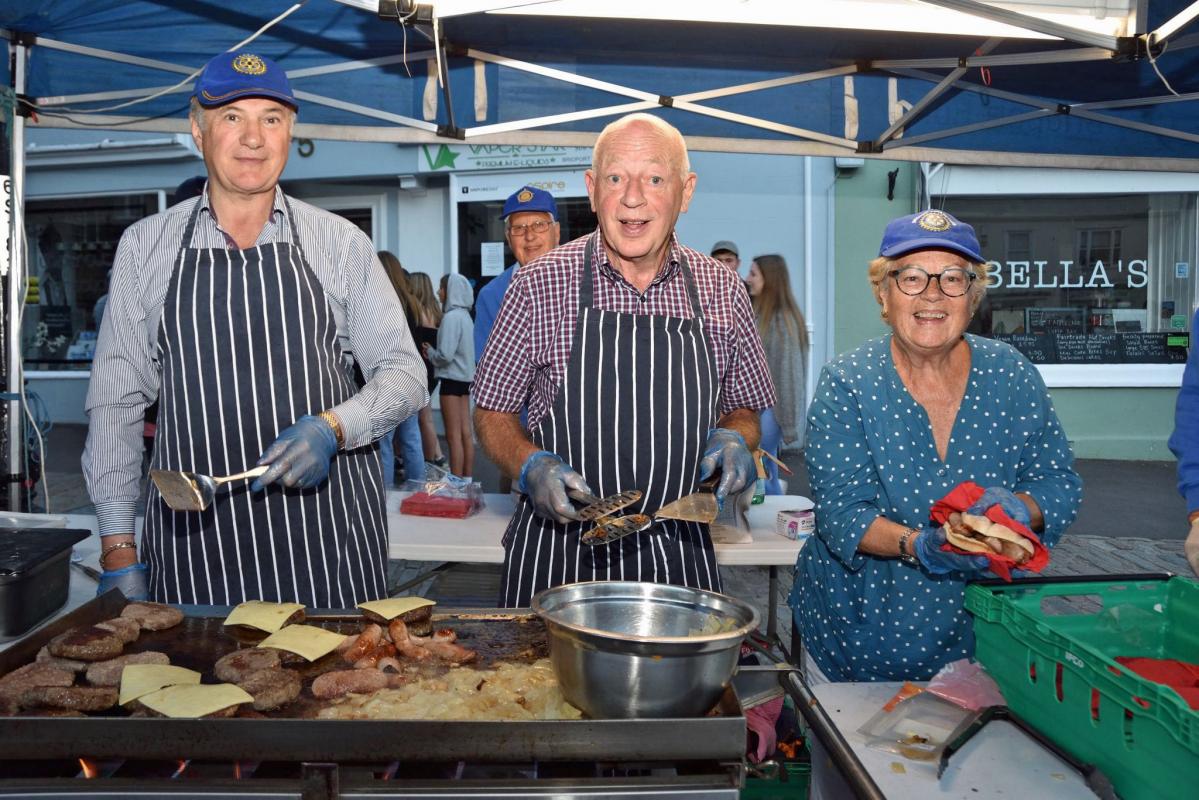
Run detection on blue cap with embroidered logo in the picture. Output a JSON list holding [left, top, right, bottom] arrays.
[[879, 210, 983, 262], [194, 52, 296, 109], [502, 186, 558, 221]]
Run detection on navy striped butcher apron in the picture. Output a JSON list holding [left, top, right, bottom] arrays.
[[143, 199, 388, 607], [499, 234, 722, 607]]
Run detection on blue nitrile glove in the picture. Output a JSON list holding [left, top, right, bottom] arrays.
[[518, 450, 593, 524], [913, 524, 991, 575], [252, 415, 338, 491], [98, 563, 149, 601], [967, 486, 1031, 527], [698, 428, 757, 508]]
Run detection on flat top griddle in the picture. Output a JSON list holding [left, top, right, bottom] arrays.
[[0, 593, 747, 764]]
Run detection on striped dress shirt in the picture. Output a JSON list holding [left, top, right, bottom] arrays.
[[83, 188, 428, 537], [473, 231, 776, 429]]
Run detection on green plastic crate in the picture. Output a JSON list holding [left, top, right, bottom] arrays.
[[966, 577, 1199, 800], [741, 761, 810, 800]]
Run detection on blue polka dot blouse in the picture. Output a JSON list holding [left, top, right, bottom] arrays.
[[789, 333, 1082, 682]]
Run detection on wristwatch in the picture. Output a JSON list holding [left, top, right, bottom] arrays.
[[897, 528, 920, 566]]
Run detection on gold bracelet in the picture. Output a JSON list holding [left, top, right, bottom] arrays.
[[318, 410, 345, 450], [99, 541, 137, 568]]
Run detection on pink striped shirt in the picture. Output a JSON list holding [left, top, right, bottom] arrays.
[[473, 231, 776, 429]]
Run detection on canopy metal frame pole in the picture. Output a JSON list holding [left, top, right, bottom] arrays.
[[916, 0, 1121, 50], [884, 66, 1199, 148], [1153, 0, 1199, 43], [6, 40, 27, 511], [873, 37, 1002, 148]]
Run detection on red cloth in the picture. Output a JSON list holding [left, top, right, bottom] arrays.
[[928, 481, 1048, 581], [1115, 657, 1199, 710]]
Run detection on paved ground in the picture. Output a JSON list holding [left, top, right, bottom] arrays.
[[37, 424, 1193, 640]]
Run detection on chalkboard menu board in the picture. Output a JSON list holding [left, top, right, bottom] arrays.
[[1025, 307, 1086, 335], [993, 332, 1187, 364]]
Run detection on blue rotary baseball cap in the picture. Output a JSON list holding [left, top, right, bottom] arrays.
[[194, 51, 296, 109], [502, 186, 558, 220], [879, 210, 983, 262]]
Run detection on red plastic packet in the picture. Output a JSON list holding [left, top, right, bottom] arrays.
[[399, 491, 476, 519], [929, 481, 1048, 581]]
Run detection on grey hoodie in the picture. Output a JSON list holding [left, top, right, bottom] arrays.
[[425, 273, 476, 383]]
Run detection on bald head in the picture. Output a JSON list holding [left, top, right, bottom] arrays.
[[592, 113, 691, 179]]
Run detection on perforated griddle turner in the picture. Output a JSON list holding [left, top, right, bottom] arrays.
[[150, 466, 269, 512], [579, 474, 723, 546], [567, 489, 643, 521]]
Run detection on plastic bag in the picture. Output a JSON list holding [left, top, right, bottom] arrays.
[[857, 685, 979, 761], [925, 658, 1006, 711], [399, 475, 484, 519]]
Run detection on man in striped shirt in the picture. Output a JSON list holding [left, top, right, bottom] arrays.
[[83, 52, 427, 607], [473, 113, 776, 606]]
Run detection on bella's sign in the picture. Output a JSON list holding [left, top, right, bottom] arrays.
[[986, 259, 1148, 290]]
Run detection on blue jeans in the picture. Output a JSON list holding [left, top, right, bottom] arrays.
[[380, 412, 425, 486], [759, 407, 784, 495]]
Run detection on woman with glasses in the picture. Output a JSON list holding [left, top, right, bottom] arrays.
[[789, 210, 1082, 692]]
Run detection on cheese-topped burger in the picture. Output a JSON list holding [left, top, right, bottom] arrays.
[[943, 511, 1034, 565]]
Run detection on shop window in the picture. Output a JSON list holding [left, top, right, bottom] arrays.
[[23, 193, 160, 370], [941, 194, 1195, 366]]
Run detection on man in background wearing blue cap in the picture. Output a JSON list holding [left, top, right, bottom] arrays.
[[473, 185, 560, 368], [83, 52, 427, 608], [472, 186, 560, 493]]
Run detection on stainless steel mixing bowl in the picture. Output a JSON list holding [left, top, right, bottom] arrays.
[[531, 581, 760, 718]]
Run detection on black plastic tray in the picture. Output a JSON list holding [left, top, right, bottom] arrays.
[[0, 527, 90, 638]]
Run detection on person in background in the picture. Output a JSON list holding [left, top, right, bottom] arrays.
[[473, 112, 775, 607], [473, 185, 561, 493], [746, 254, 808, 494], [408, 271, 447, 470], [422, 274, 475, 480], [474, 186, 561, 361], [84, 51, 427, 606], [377, 251, 428, 487], [710, 240, 741, 274], [1168, 305, 1199, 577]]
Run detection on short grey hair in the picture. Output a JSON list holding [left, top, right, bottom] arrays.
[[592, 112, 691, 179]]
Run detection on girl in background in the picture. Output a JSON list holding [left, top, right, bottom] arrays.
[[422, 274, 475, 480], [377, 251, 427, 486], [747, 254, 809, 494], [407, 272, 447, 470]]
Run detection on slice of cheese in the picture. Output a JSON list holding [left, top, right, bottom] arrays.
[[357, 596, 435, 621], [223, 600, 305, 633], [257, 624, 346, 661], [119, 664, 202, 706], [139, 683, 252, 718]]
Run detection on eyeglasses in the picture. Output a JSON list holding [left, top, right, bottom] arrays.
[[507, 220, 553, 236], [888, 266, 977, 297]]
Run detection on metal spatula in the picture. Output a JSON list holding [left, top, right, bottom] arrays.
[[150, 466, 269, 512], [567, 489, 643, 521], [579, 476, 722, 546]]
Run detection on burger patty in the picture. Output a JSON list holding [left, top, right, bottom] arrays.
[[35, 646, 88, 673], [85, 651, 171, 687], [362, 605, 433, 637], [121, 602, 184, 631], [236, 667, 301, 711], [0, 662, 76, 703], [20, 685, 119, 712], [95, 617, 141, 644], [46, 626, 125, 662], [214, 648, 282, 683]]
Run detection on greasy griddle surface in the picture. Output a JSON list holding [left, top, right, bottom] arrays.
[[83, 612, 550, 719]]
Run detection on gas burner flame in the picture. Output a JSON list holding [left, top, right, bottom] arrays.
[[171, 760, 189, 779], [78, 758, 99, 779]]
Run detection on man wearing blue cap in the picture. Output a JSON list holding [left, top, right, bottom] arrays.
[[83, 51, 428, 608], [473, 186, 560, 368]]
